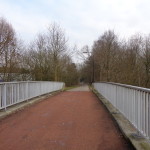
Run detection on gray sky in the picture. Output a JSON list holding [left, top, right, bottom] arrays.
[[0, 0, 150, 49]]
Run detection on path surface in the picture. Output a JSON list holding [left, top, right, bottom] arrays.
[[0, 86, 133, 150], [68, 85, 90, 91]]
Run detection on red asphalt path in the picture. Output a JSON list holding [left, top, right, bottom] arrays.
[[0, 90, 133, 150]]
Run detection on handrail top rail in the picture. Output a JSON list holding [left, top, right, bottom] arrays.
[[0, 81, 64, 85], [94, 82, 150, 93]]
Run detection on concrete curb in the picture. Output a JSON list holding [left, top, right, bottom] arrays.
[[0, 90, 61, 120], [92, 88, 150, 150]]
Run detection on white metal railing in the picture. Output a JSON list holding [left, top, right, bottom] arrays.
[[0, 81, 64, 110], [93, 82, 150, 139]]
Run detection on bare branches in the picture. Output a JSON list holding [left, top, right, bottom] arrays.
[[21, 23, 79, 85], [81, 30, 150, 88], [0, 17, 21, 81]]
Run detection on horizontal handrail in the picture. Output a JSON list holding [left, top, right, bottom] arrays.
[[96, 81, 150, 92], [0, 81, 61, 84], [93, 82, 150, 139]]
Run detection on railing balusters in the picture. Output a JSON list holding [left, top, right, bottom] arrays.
[[0, 81, 64, 110], [93, 82, 150, 139]]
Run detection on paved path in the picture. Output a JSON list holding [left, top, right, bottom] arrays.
[[68, 85, 90, 91], [0, 86, 133, 150]]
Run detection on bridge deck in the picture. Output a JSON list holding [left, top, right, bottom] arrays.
[[0, 86, 133, 150]]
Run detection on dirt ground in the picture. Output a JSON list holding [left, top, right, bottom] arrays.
[[0, 88, 134, 150]]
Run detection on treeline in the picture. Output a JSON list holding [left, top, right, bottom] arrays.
[[81, 30, 150, 88], [0, 17, 78, 86]]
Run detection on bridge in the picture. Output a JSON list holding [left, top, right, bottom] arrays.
[[0, 81, 150, 150]]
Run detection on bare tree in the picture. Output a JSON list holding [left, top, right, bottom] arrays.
[[47, 23, 68, 81], [0, 17, 20, 81], [22, 23, 79, 85], [81, 31, 150, 87], [140, 35, 150, 87], [91, 30, 119, 82]]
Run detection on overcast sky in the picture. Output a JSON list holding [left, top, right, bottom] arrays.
[[0, 0, 150, 49]]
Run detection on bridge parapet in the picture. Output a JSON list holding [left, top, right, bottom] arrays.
[[0, 81, 64, 110], [93, 82, 150, 139]]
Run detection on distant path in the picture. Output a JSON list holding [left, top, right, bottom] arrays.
[[0, 86, 133, 150], [68, 85, 90, 91]]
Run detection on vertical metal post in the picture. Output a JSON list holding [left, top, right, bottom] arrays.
[[26, 82, 29, 101], [4, 84, 6, 110], [92, 53, 95, 83]]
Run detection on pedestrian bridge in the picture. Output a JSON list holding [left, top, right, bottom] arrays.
[[0, 81, 150, 150]]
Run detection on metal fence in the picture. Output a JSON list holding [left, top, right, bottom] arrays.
[[93, 82, 150, 139], [0, 81, 64, 110]]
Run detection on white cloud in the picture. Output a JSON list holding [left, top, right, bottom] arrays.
[[0, 0, 150, 48]]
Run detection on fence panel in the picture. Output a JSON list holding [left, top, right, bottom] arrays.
[[0, 81, 64, 110], [93, 82, 150, 139]]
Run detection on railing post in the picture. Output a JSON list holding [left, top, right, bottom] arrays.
[[26, 82, 29, 101], [4, 83, 6, 110]]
